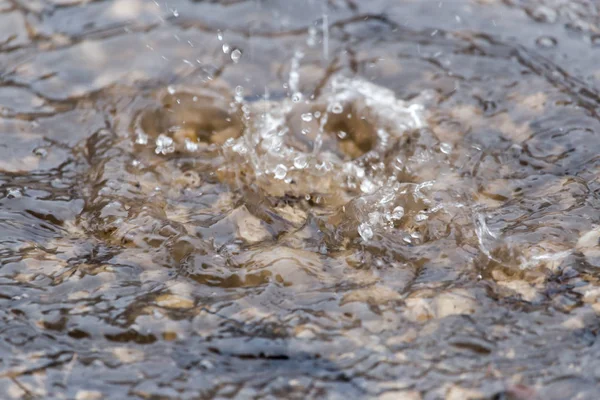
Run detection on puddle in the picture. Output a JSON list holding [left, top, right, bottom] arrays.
[[1, 0, 600, 399]]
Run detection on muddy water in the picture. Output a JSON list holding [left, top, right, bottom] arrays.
[[1, 0, 600, 399]]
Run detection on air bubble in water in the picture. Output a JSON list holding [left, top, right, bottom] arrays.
[[274, 164, 287, 180], [33, 147, 48, 158], [294, 155, 308, 169], [358, 223, 374, 241], [301, 113, 313, 122], [331, 103, 343, 114], [231, 49, 242, 63], [7, 188, 22, 199]]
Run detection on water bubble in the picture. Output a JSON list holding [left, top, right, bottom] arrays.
[[222, 44, 230, 54], [337, 131, 348, 139], [230, 49, 242, 63], [131, 160, 141, 167], [358, 223, 374, 241], [536, 36, 557, 48], [294, 155, 308, 169], [301, 128, 311, 135], [301, 113, 313, 122], [440, 142, 452, 154], [171, 8, 179, 17], [314, 111, 321, 118], [33, 147, 48, 158], [274, 164, 287, 180], [305, 194, 311, 201], [391, 206, 405, 220], [292, 93, 303, 103], [217, 30, 223, 41], [167, 85, 176, 95], [7, 188, 22, 199], [331, 102, 343, 114]]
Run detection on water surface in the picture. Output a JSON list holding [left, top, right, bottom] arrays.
[[1, 0, 600, 399]]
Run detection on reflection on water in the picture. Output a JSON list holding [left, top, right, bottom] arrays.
[[1, 0, 600, 398]]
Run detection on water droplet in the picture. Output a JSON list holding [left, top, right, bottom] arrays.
[[155, 134, 174, 155], [391, 206, 405, 220], [135, 131, 148, 145], [171, 8, 179, 17], [358, 223, 374, 241], [301, 128, 311, 135], [294, 155, 308, 169], [337, 131, 347, 139], [305, 194, 311, 201], [217, 30, 223, 41], [232, 142, 247, 154], [292, 93, 303, 103], [331, 103, 343, 114], [274, 164, 287, 180], [314, 111, 321, 118], [440, 142, 452, 154], [185, 138, 200, 152], [536, 36, 557, 48], [231, 49, 242, 63], [360, 179, 377, 194], [167, 85, 176, 95], [222, 43, 230, 54], [301, 113, 313, 122], [131, 160, 141, 167]]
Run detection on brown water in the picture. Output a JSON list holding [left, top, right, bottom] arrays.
[[2, 0, 600, 399]]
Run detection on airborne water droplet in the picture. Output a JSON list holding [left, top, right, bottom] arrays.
[[231, 49, 242, 63]]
